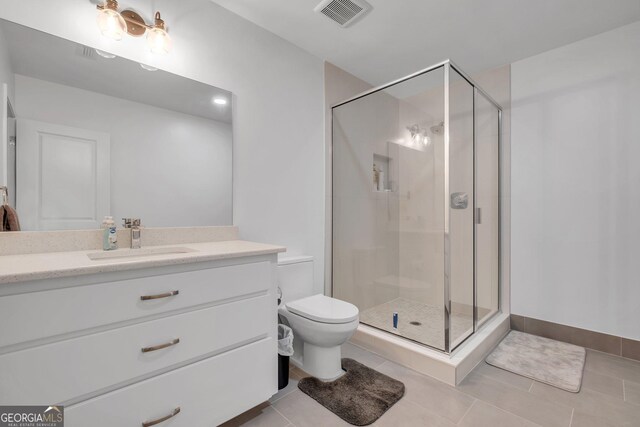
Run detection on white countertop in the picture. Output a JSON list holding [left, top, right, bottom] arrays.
[[0, 240, 286, 284]]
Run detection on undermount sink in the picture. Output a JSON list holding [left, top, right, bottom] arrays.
[[87, 246, 197, 261]]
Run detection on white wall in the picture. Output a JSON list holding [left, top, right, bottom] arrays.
[[512, 22, 640, 340], [0, 0, 325, 293], [14, 74, 232, 227]]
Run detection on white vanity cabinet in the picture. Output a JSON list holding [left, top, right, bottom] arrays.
[[0, 254, 280, 427]]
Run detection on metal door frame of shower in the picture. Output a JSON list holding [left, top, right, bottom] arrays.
[[444, 61, 503, 353], [331, 59, 503, 355]]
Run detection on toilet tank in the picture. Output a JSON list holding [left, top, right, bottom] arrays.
[[278, 256, 314, 303]]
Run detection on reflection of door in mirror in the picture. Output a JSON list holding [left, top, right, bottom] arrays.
[[6, 114, 15, 208], [16, 119, 110, 230], [2, 87, 16, 207]]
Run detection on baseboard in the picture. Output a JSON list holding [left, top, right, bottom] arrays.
[[510, 314, 640, 361]]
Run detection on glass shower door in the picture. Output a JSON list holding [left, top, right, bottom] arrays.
[[475, 90, 500, 328], [332, 60, 501, 354], [446, 65, 475, 350], [332, 65, 448, 351]]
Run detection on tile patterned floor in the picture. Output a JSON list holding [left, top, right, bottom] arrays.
[[221, 341, 640, 427]]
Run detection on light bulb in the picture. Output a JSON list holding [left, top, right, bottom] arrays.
[[96, 7, 126, 41], [147, 12, 172, 54]]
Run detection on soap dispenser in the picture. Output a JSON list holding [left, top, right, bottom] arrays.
[[101, 216, 118, 251]]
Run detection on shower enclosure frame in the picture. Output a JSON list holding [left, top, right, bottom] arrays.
[[331, 59, 503, 354]]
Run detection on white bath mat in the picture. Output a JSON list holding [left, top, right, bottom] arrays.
[[486, 330, 586, 392]]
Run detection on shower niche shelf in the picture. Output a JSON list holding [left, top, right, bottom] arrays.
[[373, 153, 393, 192]]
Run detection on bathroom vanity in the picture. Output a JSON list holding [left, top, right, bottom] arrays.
[[0, 234, 285, 426], [0, 15, 289, 426]]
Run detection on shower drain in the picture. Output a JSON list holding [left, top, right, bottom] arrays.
[[409, 321, 422, 326]]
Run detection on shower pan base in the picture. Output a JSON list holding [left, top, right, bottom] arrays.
[[349, 312, 510, 385], [360, 298, 493, 350]]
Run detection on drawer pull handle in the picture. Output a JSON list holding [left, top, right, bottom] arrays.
[[142, 407, 181, 427], [141, 338, 180, 353], [140, 290, 179, 301]]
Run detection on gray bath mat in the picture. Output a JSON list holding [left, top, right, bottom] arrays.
[[486, 330, 586, 392], [298, 358, 405, 425]]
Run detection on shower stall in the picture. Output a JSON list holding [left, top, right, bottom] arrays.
[[332, 60, 501, 353]]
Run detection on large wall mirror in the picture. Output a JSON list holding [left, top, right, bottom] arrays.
[[0, 19, 233, 231]]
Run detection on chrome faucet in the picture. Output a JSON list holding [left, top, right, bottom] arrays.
[[122, 218, 142, 249]]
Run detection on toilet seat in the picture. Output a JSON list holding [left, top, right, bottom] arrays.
[[285, 294, 359, 324]]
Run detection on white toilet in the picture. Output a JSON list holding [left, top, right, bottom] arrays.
[[277, 256, 359, 381]]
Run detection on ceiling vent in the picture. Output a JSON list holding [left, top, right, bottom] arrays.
[[314, 0, 372, 28]]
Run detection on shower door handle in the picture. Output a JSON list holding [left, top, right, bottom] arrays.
[[450, 192, 468, 209], [476, 208, 482, 224]]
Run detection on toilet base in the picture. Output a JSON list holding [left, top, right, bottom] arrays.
[[300, 343, 345, 381]]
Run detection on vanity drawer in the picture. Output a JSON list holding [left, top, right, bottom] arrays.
[[0, 261, 272, 348], [0, 294, 273, 405], [65, 338, 275, 427]]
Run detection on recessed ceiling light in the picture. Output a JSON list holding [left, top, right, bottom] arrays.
[[140, 63, 158, 71], [213, 97, 227, 105], [95, 49, 116, 59]]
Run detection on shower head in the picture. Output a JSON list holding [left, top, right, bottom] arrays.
[[430, 121, 444, 135]]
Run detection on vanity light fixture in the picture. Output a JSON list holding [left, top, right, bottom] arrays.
[[96, 1, 172, 54], [146, 12, 172, 55], [96, 0, 126, 41], [406, 124, 430, 146], [213, 97, 227, 105]]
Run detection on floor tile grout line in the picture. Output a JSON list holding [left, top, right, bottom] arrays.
[[588, 348, 640, 365], [534, 371, 632, 406], [455, 398, 477, 425], [469, 399, 545, 427], [528, 381, 534, 392], [474, 366, 536, 393], [271, 403, 295, 427], [455, 373, 577, 424], [568, 408, 574, 427], [583, 368, 628, 391], [579, 378, 633, 403], [269, 385, 298, 404], [399, 397, 464, 425]]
